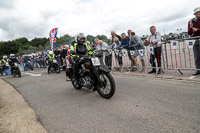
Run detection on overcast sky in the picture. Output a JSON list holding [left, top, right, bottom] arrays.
[[0, 0, 199, 41]]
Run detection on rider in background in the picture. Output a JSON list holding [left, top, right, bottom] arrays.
[[47, 51, 55, 73], [9, 54, 20, 74], [1, 55, 10, 76]]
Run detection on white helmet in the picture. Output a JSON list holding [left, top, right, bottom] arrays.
[[49, 51, 53, 55], [10, 54, 15, 57], [3, 55, 7, 59]]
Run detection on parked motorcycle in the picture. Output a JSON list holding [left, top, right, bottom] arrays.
[[66, 52, 116, 99]]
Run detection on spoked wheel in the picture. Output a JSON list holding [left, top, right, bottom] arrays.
[[97, 72, 115, 99], [56, 64, 60, 73]]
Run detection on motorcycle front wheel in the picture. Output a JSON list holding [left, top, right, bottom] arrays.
[[97, 72, 115, 99]]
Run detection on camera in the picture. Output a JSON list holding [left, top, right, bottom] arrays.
[[192, 18, 198, 23]]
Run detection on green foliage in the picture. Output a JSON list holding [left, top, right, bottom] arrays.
[[95, 35, 112, 45], [0, 34, 111, 58]]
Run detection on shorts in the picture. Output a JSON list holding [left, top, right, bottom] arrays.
[[130, 50, 145, 60]]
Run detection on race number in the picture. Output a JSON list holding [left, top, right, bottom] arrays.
[[171, 41, 178, 50], [122, 50, 127, 56], [130, 50, 135, 55], [108, 49, 112, 54], [185, 40, 195, 49], [149, 47, 154, 54], [115, 50, 119, 55], [138, 49, 144, 57], [91, 57, 100, 66]]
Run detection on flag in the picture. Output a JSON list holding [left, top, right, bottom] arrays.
[[49, 28, 58, 51]]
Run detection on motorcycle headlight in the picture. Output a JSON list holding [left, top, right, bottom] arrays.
[[53, 60, 57, 63]]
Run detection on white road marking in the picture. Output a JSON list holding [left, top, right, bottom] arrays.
[[188, 76, 195, 80], [24, 72, 41, 77]]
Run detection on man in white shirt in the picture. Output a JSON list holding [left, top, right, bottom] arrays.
[[97, 40, 112, 70], [144, 26, 162, 74]]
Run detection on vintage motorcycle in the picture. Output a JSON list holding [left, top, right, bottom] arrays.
[[66, 52, 116, 99]]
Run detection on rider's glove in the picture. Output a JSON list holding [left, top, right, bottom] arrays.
[[73, 56, 80, 62]]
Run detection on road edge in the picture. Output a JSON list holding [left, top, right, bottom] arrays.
[[0, 79, 47, 133]]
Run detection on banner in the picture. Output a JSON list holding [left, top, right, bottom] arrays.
[[138, 49, 144, 57], [108, 49, 113, 54], [149, 47, 154, 54], [49, 28, 58, 51], [122, 49, 127, 56], [130, 50, 135, 55], [185, 40, 195, 49], [170, 41, 178, 50]]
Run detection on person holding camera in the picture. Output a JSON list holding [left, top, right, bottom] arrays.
[[188, 7, 200, 75]]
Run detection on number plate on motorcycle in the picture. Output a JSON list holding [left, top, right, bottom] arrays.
[[91, 57, 100, 66]]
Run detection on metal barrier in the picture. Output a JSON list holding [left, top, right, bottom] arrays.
[[100, 36, 200, 78], [163, 36, 200, 77], [101, 45, 166, 75]]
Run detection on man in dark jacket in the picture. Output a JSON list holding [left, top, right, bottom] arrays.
[[111, 31, 121, 43], [188, 7, 200, 75]]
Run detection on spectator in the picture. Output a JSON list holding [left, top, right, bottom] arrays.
[[144, 26, 162, 74], [86, 41, 90, 45], [112, 37, 123, 70], [61, 46, 67, 69], [94, 38, 99, 48], [188, 7, 200, 75], [111, 31, 121, 43], [121, 33, 136, 69], [90, 42, 95, 50], [129, 32, 146, 72], [59, 45, 64, 66], [54, 48, 60, 56], [121, 33, 130, 48], [127, 29, 132, 37], [97, 40, 112, 70]]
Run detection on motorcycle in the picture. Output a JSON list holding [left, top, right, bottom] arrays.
[[13, 63, 21, 77], [48, 58, 60, 74], [66, 52, 116, 99], [24, 60, 33, 71]]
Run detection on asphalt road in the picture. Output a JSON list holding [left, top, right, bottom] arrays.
[[2, 69, 200, 133]]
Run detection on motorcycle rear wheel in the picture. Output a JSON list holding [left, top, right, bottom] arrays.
[[56, 65, 60, 73]]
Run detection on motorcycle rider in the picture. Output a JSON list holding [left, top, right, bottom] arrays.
[[9, 54, 20, 75], [1, 55, 9, 76], [47, 51, 55, 73], [69, 33, 94, 85]]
